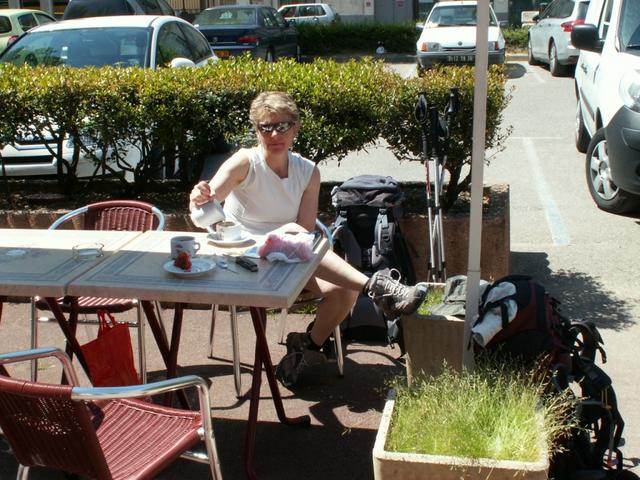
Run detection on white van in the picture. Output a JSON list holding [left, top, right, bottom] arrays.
[[572, 0, 640, 213]]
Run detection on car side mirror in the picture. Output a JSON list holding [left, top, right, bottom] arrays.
[[571, 24, 603, 53], [532, 14, 540, 23], [170, 57, 196, 68]]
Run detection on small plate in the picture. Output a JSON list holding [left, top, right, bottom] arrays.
[[163, 258, 216, 278], [207, 232, 255, 247]]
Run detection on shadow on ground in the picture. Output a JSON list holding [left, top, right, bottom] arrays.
[[511, 251, 635, 331]]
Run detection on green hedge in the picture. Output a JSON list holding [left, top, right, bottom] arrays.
[[297, 22, 419, 55], [503, 27, 529, 50], [0, 57, 509, 210], [297, 23, 531, 56]]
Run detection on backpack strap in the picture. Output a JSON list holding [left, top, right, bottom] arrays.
[[333, 222, 363, 269], [333, 208, 348, 231], [569, 320, 606, 363], [372, 207, 395, 267], [476, 292, 519, 329]]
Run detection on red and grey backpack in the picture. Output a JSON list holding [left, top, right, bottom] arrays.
[[473, 275, 629, 478]]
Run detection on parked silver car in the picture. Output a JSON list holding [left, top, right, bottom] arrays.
[[277, 3, 338, 24], [528, 0, 590, 76]]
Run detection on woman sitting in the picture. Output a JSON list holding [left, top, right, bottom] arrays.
[[189, 91, 427, 387]]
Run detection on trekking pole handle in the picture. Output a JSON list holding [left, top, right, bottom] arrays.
[[447, 87, 460, 120], [428, 104, 439, 153], [414, 92, 429, 124]]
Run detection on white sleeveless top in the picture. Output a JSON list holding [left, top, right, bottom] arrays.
[[223, 147, 316, 235]]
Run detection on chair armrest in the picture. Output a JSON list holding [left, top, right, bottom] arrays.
[[48, 206, 89, 230], [315, 218, 333, 249], [71, 374, 208, 402], [0, 347, 79, 385]]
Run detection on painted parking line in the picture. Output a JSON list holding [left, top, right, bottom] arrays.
[[522, 137, 571, 246], [527, 66, 546, 84]]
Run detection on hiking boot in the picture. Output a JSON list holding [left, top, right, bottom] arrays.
[[365, 269, 428, 317], [276, 332, 327, 387]]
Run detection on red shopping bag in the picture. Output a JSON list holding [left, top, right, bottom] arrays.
[[81, 310, 140, 387]]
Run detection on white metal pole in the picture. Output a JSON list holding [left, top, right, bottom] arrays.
[[463, 0, 491, 369]]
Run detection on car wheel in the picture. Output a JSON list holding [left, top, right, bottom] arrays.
[[585, 128, 640, 213], [265, 48, 275, 63], [549, 42, 566, 77], [575, 102, 590, 153], [527, 37, 538, 65]]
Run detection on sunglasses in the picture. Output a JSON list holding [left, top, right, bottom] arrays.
[[256, 121, 295, 134]]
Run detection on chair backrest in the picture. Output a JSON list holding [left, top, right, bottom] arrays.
[[0, 375, 111, 479], [50, 200, 165, 231]]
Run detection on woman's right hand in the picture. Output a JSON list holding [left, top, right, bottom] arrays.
[[189, 181, 214, 209]]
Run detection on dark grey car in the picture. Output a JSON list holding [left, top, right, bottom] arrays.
[[194, 5, 299, 62]]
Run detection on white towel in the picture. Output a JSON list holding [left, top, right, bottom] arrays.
[[471, 282, 517, 347]]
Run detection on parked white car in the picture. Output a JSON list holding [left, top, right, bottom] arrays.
[[0, 15, 216, 179], [277, 3, 338, 24], [416, 0, 505, 72], [528, 0, 590, 76], [573, 0, 640, 213]]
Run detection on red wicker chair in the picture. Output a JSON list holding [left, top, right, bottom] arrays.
[[0, 347, 221, 480], [31, 200, 166, 383]]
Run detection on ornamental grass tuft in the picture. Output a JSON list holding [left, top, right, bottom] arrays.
[[387, 364, 575, 462]]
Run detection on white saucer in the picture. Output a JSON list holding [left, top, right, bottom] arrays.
[[163, 258, 216, 278], [207, 232, 255, 247]]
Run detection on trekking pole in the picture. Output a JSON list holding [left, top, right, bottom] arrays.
[[428, 103, 446, 283], [431, 88, 459, 283], [414, 92, 438, 282]]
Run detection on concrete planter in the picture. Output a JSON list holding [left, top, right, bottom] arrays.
[[373, 393, 549, 480], [400, 184, 510, 282], [402, 311, 464, 384]]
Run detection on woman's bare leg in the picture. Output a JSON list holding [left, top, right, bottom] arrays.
[[314, 249, 369, 291], [303, 275, 358, 345]]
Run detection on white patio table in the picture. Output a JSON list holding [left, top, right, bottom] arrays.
[[0, 228, 142, 376], [67, 229, 329, 480]]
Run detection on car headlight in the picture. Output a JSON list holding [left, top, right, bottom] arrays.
[[619, 70, 640, 113], [419, 42, 441, 52]]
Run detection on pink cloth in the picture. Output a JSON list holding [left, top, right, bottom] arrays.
[[257, 232, 314, 262]]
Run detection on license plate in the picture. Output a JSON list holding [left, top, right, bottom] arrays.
[[215, 50, 230, 58], [447, 55, 473, 62]]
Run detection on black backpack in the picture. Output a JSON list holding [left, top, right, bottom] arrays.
[[330, 175, 417, 351], [471, 275, 630, 479]]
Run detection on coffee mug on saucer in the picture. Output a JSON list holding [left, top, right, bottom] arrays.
[[170, 236, 200, 259], [216, 221, 242, 241], [190, 200, 225, 230]]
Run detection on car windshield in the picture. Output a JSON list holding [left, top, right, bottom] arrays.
[[0, 27, 150, 67], [194, 8, 257, 26], [619, 0, 640, 52], [426, 5, 498, 27]]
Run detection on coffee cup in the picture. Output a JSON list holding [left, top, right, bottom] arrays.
[[190, 200, 225, 230], [216, 221, 242, 241], [170, 236, 200, 259]]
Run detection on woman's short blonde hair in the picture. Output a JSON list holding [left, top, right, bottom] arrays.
[[249, 91, 300, 125]]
